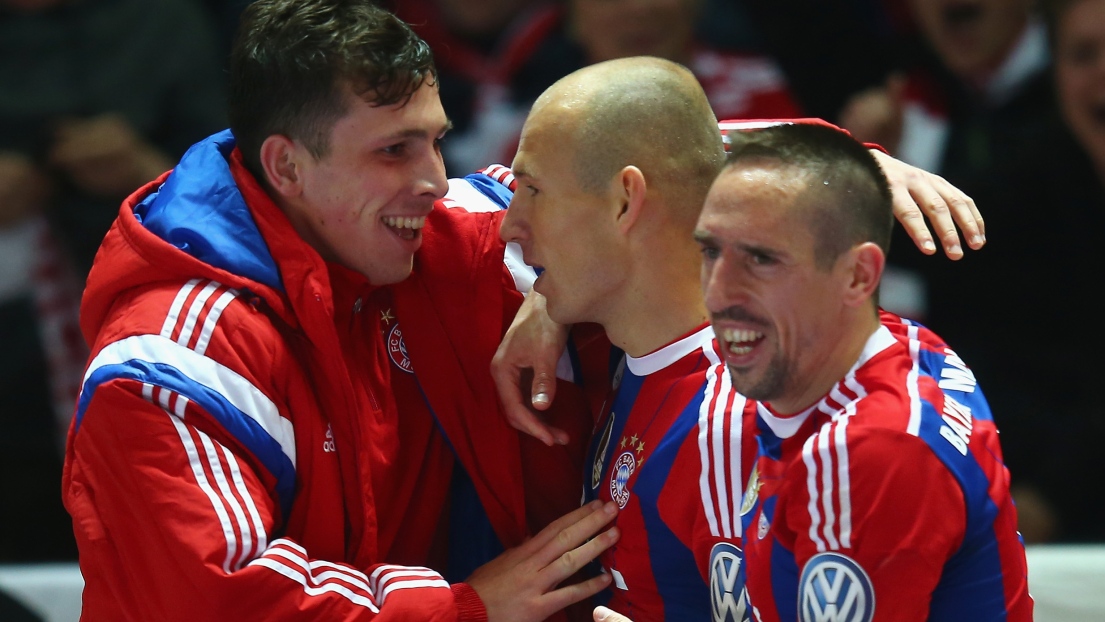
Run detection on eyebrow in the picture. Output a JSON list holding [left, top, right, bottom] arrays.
[[692, 230, 715, 244], [382, 119, 454, 142]]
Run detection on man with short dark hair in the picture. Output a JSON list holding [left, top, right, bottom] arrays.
[[63, 1, 615, 619], [497, 55, 995, 621], [697, 122, 1032, 621]]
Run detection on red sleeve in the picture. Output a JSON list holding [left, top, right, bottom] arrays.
[[65, 380, 485, 620], [780, 424, 964, 622], [64, 279, 486, 621]]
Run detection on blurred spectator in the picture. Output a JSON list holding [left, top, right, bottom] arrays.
[[884, 0, 1105, 543], [839, 0, 1056, 324], [841, 0, 1052, 181], [0, 0, 227, 561], [392, 0, 802, 176], [739, 0, 901, 121]]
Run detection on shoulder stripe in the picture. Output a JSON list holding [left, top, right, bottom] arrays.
[[157, 383, 242, 574], [78, 334, 296, 514], [162, 278, 203, 338], [177, 281, 223, 348], [833, 418, 853, 549], [712, 358, 736, 539], [698, 341, 745, 538], [698, 346, 724, 538], [816, 424, 840, 550], [195, 289, 239, 356], [902, 320, 923, 436], [802, 433, 827, 553]]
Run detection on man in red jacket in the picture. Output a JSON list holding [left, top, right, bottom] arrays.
[[63, 1, 615, 620]]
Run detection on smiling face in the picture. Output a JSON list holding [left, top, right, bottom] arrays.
[[499, 102, 629, 325], [696, 163, 855, 413], [1055, 0, 1105, 171], [908, 0, 1031, 79], [283, 79, 450, 285]]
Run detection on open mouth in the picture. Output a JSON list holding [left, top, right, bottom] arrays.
[[719, 327, 765, 357], [382, 215, 426, 241]]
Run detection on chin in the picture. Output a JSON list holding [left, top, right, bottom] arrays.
[[365, 262, 416, 286]]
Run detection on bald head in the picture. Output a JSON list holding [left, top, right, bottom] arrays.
[[532, 57, 725, 222]]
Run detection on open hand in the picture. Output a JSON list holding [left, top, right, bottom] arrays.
[[467, 500, 619, 621]]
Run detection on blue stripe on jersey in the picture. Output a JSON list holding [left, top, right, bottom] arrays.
[[134, 130, 284, 293], [585, 359, 644, 504], [635, 392, 711, 620], [916, 399, 1007, 621], [76, 359, 296, 517], [916, 346, 995, 423], [765, 498, 800, 622], [755, 416, 786, 461], [463, 172, 513, 210]]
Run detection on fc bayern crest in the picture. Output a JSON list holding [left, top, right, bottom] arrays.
[[386, 323, 414, 374], [799, 552, 875, 622], [609, 451, 637, 508]]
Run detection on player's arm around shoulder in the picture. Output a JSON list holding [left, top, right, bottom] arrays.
[[780, 423, 966, 622]]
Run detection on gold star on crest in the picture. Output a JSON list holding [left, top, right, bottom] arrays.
[[380, 308, 395, 326]]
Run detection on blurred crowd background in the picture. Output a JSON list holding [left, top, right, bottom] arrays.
[[1, 0, 1101, 565]]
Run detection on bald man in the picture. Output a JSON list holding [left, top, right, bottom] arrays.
[[496, 56, 988, 621], [500, 56, 753, 621]]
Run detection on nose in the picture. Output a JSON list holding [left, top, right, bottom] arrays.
[[701, 252, 748, 314], [418, 146, 449, 201], [499, 194, 529, 243]]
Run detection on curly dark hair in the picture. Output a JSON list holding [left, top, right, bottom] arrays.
[[228, 0, 438, 178]]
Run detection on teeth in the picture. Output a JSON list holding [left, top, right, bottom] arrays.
[[729, 344, 753, 355], [382, 216, 427, 229], [721, 328, 763, 344]]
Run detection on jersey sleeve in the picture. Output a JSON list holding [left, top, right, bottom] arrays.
[[779, 422, 965, 622], [64, 281, 483, 621]]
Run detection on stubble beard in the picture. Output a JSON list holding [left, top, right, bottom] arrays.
[[727, 349, 790, 404]]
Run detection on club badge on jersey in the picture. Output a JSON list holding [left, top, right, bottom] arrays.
[[610, 434, 645, 509], [387, 323, 414, 374]]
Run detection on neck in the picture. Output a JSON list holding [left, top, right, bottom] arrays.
[[602, 252, 707, 358]]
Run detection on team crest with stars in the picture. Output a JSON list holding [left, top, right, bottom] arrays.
[[609, 433, 645, 508], [386, 323, 414, 374]]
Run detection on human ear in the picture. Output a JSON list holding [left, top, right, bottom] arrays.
[[842, 242, 885, 307], [259, 135, 304, 198], [614, 165, 647, 234]]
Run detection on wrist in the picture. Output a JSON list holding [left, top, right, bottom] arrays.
[[452, 582, 489, 622]]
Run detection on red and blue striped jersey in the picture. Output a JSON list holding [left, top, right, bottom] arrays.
[[740, 312, 1032, 622], [584, 324, 759, 621]]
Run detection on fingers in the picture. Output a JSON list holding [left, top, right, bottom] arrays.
[[904, 184, 961, 259], [594, 605, 634, 622], [530, 370, 554, 410], [537, 572, 615, 618], [930, 173, 985, 249], [525, 501, 614, 557]]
